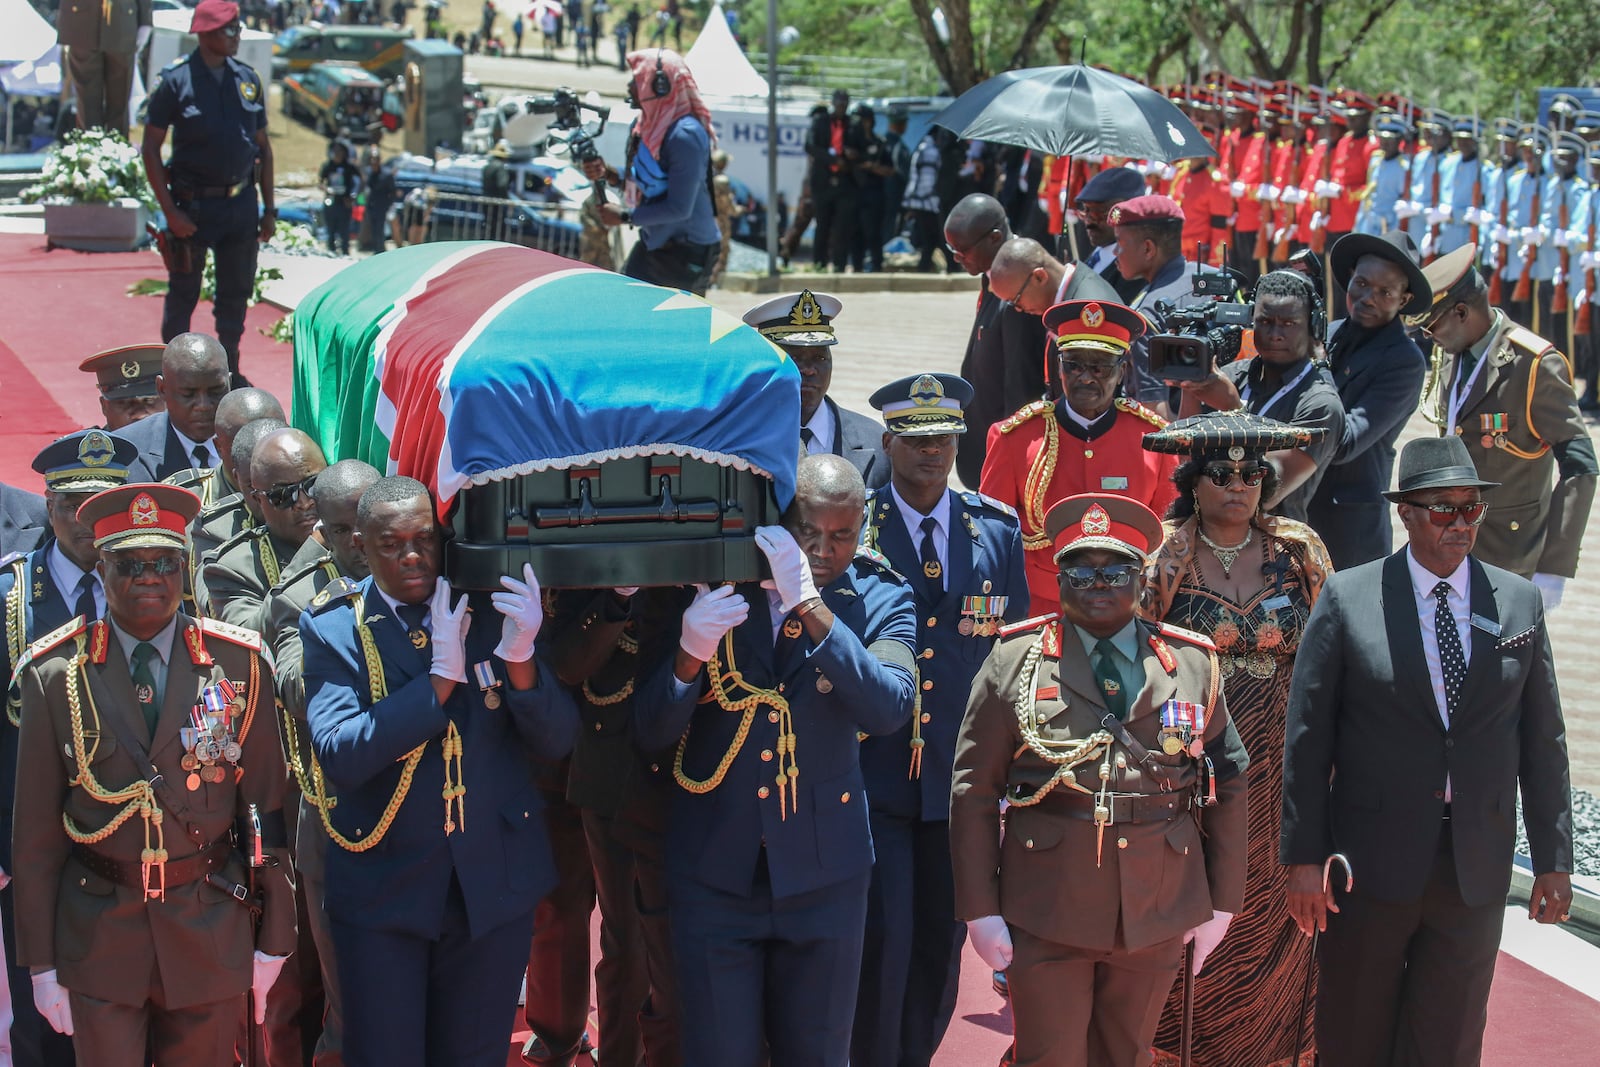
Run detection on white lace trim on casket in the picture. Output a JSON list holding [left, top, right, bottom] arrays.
[[463, 443, 776, 489]]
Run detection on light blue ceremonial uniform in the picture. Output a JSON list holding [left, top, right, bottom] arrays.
[[1403, 147, 1441, 242], [1439, 153, 1488, 253], [1540, 173, 1590, 290], [1354, 152, 1409, 234], [1501, 165, 1546, 282]]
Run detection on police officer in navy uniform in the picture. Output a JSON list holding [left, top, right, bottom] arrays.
[[139, 0, 275, 385], [0, 430, 137, 1067], [633, 454, 918, 1067], [300, 476, 579, 1067], [851, 375, 1027, 1067]]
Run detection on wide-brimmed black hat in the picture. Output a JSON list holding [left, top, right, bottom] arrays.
[[1381, 436, 1499, 502], [1328, 230, 1433, 317], [1141, 409, 1324, 460]]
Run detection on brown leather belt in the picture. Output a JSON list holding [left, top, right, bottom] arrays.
[[1054, 791, 1191, 825], [71, 838, 232, 890]]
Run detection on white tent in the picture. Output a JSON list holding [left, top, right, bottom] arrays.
[[685, 2, 767, 98], [0, 0, 58, 66]]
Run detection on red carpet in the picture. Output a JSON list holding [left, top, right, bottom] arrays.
[[0, 231, 293, 485]]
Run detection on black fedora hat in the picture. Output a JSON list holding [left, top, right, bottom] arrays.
[[1381, 436, 1499, 502], [1328, 230, 1433, 317]]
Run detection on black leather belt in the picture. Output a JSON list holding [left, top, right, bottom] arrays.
[[171, 179, 251, 202], [1055, 791, 1191, 825], [71, 837, 231, 890]]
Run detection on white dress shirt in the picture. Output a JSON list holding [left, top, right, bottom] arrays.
[[47, 542, 105, 620], [1407, 548, 1471, 800], [890, 483, 950, 576], [801, 402, 838, 457], [172, 426, 221, 470]]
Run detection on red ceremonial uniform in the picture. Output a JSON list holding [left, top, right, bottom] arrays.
[[1330, 131, 1378, 232], [1267, 135, 1303, 252], [1168, 160, 1216, 262], [1233, 130, 1270, 235], [980, 398, 1178, 615], [1295, 137, 1333, 244]]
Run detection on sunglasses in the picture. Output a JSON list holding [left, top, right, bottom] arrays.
[[220, 21, 242, 37], [1409, 501, 1488, 527], [1060, 564, 1139, 590], [1060, 357, 1124, 381], [255, 474, 319, 510], [1202, 463, 1269, 488], [111, 556, 184, 578]]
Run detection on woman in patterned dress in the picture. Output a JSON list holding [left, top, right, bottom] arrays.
[[1140, 411, 1333, 1067]]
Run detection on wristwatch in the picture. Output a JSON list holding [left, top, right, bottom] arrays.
[[618, 209, 633, 224]]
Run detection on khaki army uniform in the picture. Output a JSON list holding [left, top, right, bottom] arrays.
[[12, 614, 294, 1066], [1425, 309, 1598, 576], [164, 465, 234, 511], [189, 491, 254, 615], [712, 172, 738, 284], [951, 615, 1249, 1067], [201, 524, 300, 630]]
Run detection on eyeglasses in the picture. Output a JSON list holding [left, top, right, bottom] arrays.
[[1059, 564, 1139, 589], [946, 227, 999, 263], [1202, 463, 1269, 488], [255, 474, 319, 510], [1002, 269, 1041, 309], [110, 556, 184, 578], [1060, 357, 1124, 381], [1076, 203, 1112, 222], [1409, 501, 1488, 527], [220, 21, 242, 37], [1416, 303, 1462, 338]]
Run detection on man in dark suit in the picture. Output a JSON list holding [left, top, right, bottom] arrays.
[[301, 477, 580, 1067], [943, 194, 1049, 487], [1306, 230, 1433, 568], [633, 454, 917, 1067], [119, 333, 232, 482], [851, 374, 1027, 1067], [1072, 166, 1147, 303], [0, 482, 49, 559], [743, 290, 889, 490], [1281, 435, 1573, 1067]]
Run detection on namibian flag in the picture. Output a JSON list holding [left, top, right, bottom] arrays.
[[291, 242, 802, 512]]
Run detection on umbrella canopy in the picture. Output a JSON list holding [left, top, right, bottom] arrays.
[[932, 65, 1215, 161], [292, 242, 801, 513]]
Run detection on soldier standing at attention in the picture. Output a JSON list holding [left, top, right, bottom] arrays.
[[11, 483, 294, 1064], [850, 374, 1027, 1067], [140, 0, 275, 386], [950, 494, 1248, 1067]]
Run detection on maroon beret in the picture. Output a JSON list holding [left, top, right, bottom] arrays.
[[191, 0, 241, 33], [1108, 194, 1185, 227]]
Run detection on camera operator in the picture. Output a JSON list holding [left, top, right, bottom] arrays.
[[1171, 271, 1345, 522], [582, 49, 721, 295]]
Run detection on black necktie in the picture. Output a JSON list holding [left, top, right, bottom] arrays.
[[73, 573, 96, 622], [918, 516, 943, 599], [1433, 581, 1466, 719], [398, 602, 431, 654], [800, 426, 815, 459], [193, 443, 212, 469]]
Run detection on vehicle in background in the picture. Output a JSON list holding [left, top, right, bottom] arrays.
[[389, 149, 603, 257], [271, 23, 413, 80], [281, 62, 388, 143]]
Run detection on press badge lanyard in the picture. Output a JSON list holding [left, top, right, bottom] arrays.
[[1447, 347, 1491, 433], [1239, 360, 1315, 419]]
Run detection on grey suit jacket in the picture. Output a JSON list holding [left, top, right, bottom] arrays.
[[0, 484, 48, 560], [828, 396, 889, 491], [1280, 550, 1572, 907], [118, 412, 194, 483]]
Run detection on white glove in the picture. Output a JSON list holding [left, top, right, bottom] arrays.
[[1159, 163, 1175, 180], [1316, 179, 1341, 198], [251, 952, 287, 1025], [31, 969, 73, 1035], [1580, 251, 1597, 271], [1287, 187, 1308, 205], [1184, 910, 1234, 975], [678, 583, 750, 662], [1258, 183, 1278, 202], [968, 915, 1014, 972], [1533, 573, 1566, 612], [1309, 210, 1326, 232], [491, 563, 543, 663], [1424, 206, 1445, 225], [136, 25, 151, 50], [1230, 180, 1247, 198], [755, 525, 820, 613], [1439, 205, 1454, 222], [428, 577, 469, 683], [1394, 200, 1417, 220], [1522, 226, 1544, 248], [1490, 224, 1509, 245], [1554, 228, 1570, 249]]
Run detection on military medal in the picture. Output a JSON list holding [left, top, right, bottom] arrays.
[[186, 772, 201, 791], [474, 661, 503, 708], [815, 673, 833, 694], [221, 740, 242, 764], [958, 618, 975, 636], [782, 617, 802, 640], [1480, 412, 1507, 450]]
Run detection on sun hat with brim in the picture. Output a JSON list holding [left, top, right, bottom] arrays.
[[1141, 409, 1324, 461], [1328, 230, 1433, 317], [1045, 494, 1164, 565], [78, 483, 202, 551], [1381, 436, 1499, 502]]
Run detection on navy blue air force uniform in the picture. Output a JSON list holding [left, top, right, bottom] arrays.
[[145, 51, 267, 364], [633, 555, 918, 1067], [301, 576, 579, 1067], [851, 487, 1027, 1067]]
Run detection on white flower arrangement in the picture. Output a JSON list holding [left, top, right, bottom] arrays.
[[22, 128, 157, 212]]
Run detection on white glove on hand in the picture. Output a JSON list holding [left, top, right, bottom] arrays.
[[1309, 210, 1326, 232], [1438, 205, 1454, 222], [968, 915, 1014, 972], [678, 583, 750, 662], [1555, 228, 1570, 249], [428, 577, 469, 683], [755, 525, 820, 612], [32, 969, 73, 1035], [1533, 573, 1566, 612], [1522, 226, 1543, 248], [1315, 179, 1340, 198], [1230, 180, 1247, 198], [1490, 224, 1509, 245], [251, 952, 287, 1024], [1184, 910, 1234, 975], [491, 563, 543, 663], [1258, 183, 1278, 202]]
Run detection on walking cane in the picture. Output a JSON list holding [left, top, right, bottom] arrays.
[[1292, 853, 1353, 1064], [1179, 941, 1197, 1067]]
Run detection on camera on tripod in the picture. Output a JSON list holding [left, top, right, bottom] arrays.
[[1148, 254, 1252, 382]]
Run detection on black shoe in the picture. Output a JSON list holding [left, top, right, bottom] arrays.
[[1580, 396, 1600, 413], [992, 969, 1009, 998], [520, 1030, 591, 1067]]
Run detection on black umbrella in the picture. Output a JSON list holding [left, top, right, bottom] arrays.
[[932, 65, 1215, 161]]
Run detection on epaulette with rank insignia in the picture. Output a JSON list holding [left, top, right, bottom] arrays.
[[14, 616, 89, 680], [1158, 621, 1216, 651], [275, 551, 337, 595], [1115, 396, 1168, 429], [956, 489, 1019, 520], [853, 545, 906, 583], [309, 575, 360, 612], [998, 612, 1058, 638], [215, 523, 268, 555], [200, 617, 263, 651], [997, 399, 1053, 434]]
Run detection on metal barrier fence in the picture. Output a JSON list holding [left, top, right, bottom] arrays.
[[391, 191, 596, 260]]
